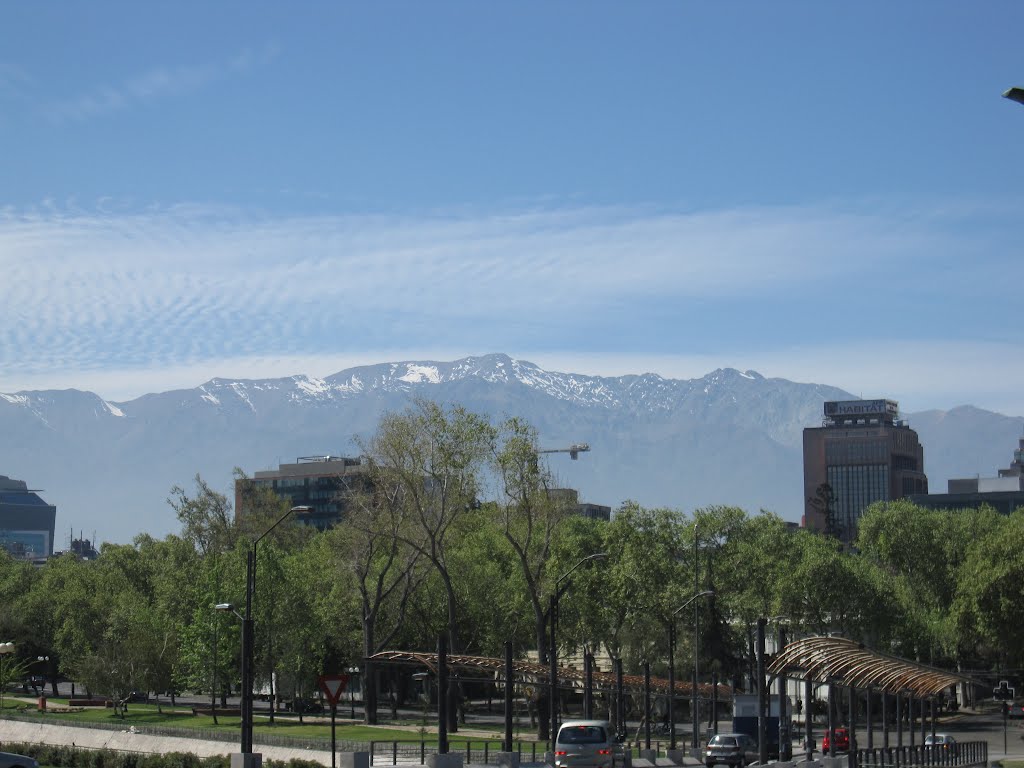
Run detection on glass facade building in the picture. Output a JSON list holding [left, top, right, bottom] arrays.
[[0, 475, 56, 560]]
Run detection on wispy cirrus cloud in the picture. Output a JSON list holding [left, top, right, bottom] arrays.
[[42, 44, 279, 124], [0, 198, 1019, 413]]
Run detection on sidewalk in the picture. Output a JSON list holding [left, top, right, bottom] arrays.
[[0, 718, 338, 766]]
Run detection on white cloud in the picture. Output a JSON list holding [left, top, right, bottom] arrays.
[[42, 45, 278, 123], [0, 199, 1020, 416]]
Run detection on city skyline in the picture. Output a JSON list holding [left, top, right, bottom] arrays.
[[3, 3, 1024, 416]]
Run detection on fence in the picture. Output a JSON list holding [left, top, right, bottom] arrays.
[[856, 742, 988, 768]]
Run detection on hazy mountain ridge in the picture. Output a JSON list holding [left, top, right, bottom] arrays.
[[1, 353, 1021, 545]]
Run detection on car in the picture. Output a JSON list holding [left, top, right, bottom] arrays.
[[554, 720, 621, 768], [286, 697, 323, 714], [704, 733, 758, 768], [1006, 701, 1024, 719], [822, 727, 850, 753], [0, 752, 39, 768], [925, 733, 957, 755]]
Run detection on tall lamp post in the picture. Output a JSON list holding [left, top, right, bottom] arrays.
[[217, 504, 309, 764], [549, 553, 609, 747], [668, 591, 714, 751]]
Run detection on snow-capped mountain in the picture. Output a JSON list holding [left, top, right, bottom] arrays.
[[1, 353, 1021, 546]]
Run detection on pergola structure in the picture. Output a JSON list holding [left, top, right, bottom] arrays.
[[766, 636, 975, 695], [367, 650, 733, 700]]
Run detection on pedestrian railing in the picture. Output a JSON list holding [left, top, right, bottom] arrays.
[[856, 742, 987, 768]]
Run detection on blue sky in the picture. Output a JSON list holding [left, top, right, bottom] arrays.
[[3, 2, 1024, 416]]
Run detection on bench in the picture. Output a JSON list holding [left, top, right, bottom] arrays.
[[69, 699, 113, 707]]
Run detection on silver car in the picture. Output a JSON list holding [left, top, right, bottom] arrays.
[[555, 720, 620, 768]]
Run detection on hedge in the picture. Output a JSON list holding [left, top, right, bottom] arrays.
[[0, 743, 324, 768]]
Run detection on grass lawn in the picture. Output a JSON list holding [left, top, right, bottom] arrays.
[[1, 697, 532, 749]]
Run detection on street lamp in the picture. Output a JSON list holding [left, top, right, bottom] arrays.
[[218, 504, 309, 762], [549, 552, 609, 746], [668, 591, 714, 751], [0, 643, 15, 711], [1003, 86, 1024, 105]]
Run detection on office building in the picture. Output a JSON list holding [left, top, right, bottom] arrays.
[[235, 455, 370, 530], [547, 488, 612, 522], [0, 475, 57, 560], [803, 399, 928, 542], [910, 432, 1024, 515]]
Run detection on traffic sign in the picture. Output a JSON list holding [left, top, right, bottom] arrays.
[[319, 674, 350, 706]]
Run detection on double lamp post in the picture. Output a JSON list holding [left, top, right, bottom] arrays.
[[217, 504, 310, 764], [549, 552, 608, 745], [667, 590, 714, 751]]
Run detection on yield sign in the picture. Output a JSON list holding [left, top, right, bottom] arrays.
[[319, 674, 350, 706]]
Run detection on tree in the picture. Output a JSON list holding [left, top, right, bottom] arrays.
[[362, 399, 495, 731], [168, 475, 237, 557], [330, 479, 424, 723], [491, 416, 576, 739], [953, 510, 1024, 668]]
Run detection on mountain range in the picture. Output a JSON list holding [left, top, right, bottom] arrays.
[[2, 353, 1022, 546]]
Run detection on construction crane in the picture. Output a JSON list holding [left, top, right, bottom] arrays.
[[538, 443, 590, 460]]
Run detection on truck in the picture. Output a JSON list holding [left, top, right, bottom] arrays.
[[731, 693, 792, 760]]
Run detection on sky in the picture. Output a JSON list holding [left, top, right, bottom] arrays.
[[3, 2, 1024, 416]]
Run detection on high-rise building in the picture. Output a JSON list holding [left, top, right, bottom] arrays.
[[803, 399, 928, 542], [235, 455, 370, 530], [0, 475, 57, 560]]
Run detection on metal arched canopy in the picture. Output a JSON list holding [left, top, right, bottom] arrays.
[[766, 635, 979, 698], [366, 650, 733, 701]]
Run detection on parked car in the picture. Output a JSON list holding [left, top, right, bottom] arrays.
[[823, 727, 850, 753], [925, 733, 958, 755], [0, 751, 39, 768], [286, 697, 323, 714], [1006, 701, 1024, 719], [554, 720, 621, 768], [704, 733, 759, 768]]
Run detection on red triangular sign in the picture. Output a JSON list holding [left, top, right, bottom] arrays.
[[319, 674, 350, 705]]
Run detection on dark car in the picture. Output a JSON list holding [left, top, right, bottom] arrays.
[[1006, 701, 1024, 719], [286, 697, 323, 714], [704, 733, 758, 768], [0, 751, 39, 768], [823, 727, 850, 753]]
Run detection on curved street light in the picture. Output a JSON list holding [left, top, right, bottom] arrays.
[[218, 504, 310, 761], [549, 552, 609, 745], [668, 591, 714, 751]]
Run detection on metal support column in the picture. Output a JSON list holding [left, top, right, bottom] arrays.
[[777, 625, 788, 760], [896, 692, 903, 749], [805, 677, 813, 760], [757, 618, 767, 765], [615, 657, 624, 737], [644, 661, 651, 751], [584, 651, 594, 719], [438, 634, 449, 755], [504, 641, 513, 753]]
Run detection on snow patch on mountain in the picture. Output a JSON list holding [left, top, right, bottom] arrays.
[[398, 364, 442, 384]]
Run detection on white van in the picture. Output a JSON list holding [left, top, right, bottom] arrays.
[[554, 720, 622, 768]]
